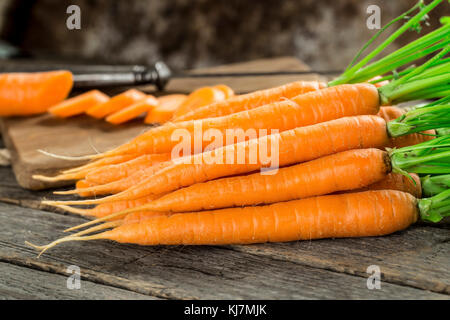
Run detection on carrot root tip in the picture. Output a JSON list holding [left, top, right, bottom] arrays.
[[53, 189, 79, 195], [37, 149, 98, 161]]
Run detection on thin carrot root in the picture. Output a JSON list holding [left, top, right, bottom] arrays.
[[60, 154, 140, 174], [26, 234, 100, 258], [32, 170, 87, 182], [48, 204, 94, 216], [63, 206, 139, 232], [37, 149, 97, 161], [54, 189, 85, 195], [25, 220, 121, 257]]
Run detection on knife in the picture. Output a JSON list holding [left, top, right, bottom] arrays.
[[0, 60, 340, 90]]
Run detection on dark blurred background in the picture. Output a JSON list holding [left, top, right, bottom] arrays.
[[0, 0, 448, 70]]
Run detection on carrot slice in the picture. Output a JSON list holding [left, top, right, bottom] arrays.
[[213, 84, 234, 99], [49, 90, 109, 118], [106, 95, 158, 124], [144, 94, 187, 124], [86, 89, 147, 119], [172, 87, 226, 119], [0, 70, 73, 116]]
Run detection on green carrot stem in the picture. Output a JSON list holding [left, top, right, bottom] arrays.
[[404, 88, 450, 101], [349, 27, 450, 84], [378, 49, 450, 105], [329, 0, 444, 86], [387, 45, 449, 86], [344, 1, 423, 72], [389, 136, 450, 175], [387, 104, 450, 136], [437, 128, 450, 136], [418, 189, 450, 222], [421, 174, 450, 196], [370, 56, 450, 84]]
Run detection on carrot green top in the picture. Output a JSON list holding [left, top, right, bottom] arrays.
[[418, 188, 450, 222], [329, 0, 448, 86], [421, 174, 450, 197]]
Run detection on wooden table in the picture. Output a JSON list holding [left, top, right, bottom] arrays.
[[0, 58, 449, 300]]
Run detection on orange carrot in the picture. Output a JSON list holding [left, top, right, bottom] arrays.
[[144, 94, 187, 124], [86, 89, 147, 119], [74, 180, 95, 197], [0, 71, 73, 116], [33, 154, 141, 182], [377, 106, 435, 148], [43, 115, 390, 206], [55, 195, 158, 218], [33, 190, 418, 251], [172, 86, 228, 119], [213, 84, 235, 99], [354, 172, 422, 198], [98, 83, 380, 157], [57, 160, 172, 197], [105, 96, 158, 124], [173, 80, 325, 122], [61, 154, 140, 174], [90, 148, 390, 213], [49, 90, 109, 118], [84, 153, 171, 185]]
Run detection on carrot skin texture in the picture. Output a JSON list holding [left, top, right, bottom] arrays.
[[100, 190, 418, 245], [86, 89, 147, 119], [81, 196, 158, 218], [355, 172, 422, 198], [87, 115, 390, 203], [377, 106, 435, 148], [49, 90, 109, 118], [71, 160, 173, 196], [63, 154, 140, 174], [143, 148, 391, 212], [0, 71, 73, 116], [173, 80, 325, 121], [109, 83, 380, 156], [84, 153, 171, 185]]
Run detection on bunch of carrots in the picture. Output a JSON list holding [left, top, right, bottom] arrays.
[[18, 0, 450, 255]]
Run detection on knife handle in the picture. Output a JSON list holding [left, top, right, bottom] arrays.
[[72, 61, 172, 90]]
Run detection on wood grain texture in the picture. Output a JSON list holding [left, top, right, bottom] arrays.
[[0, 202, 447, 299], [0, 57, 322, 191], [0, 262, 158, 300]]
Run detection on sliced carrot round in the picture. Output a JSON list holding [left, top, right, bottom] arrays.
[[86, 89, 147, 119], [49, 90, 109, 118], [213, 84, 234, 99], [172, 87, 225, 119], [145, 94, 187, 124], [106, 96, 158, 125]]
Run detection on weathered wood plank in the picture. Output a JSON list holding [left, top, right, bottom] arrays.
[[0, 262, 157, 300], [0, 202, 447, 299], [230, 225, 450, 294], [0, 166, 72, 214]]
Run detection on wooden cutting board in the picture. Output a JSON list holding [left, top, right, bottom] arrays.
[[0, 56, 322, 190]]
